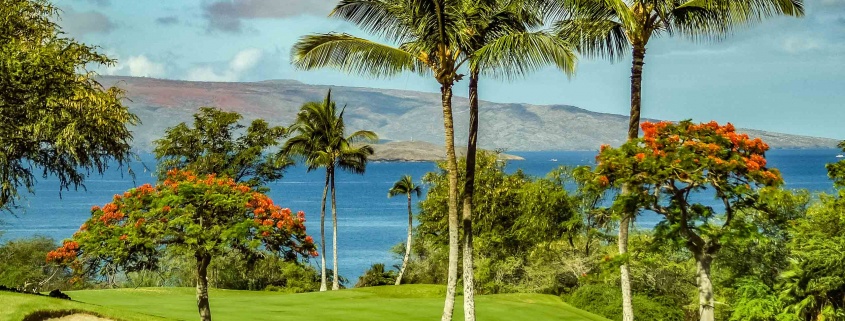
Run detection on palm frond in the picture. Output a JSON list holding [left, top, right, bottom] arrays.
[[291, 33, 426, 78], [472, 31, 577, 80], [554, 17, 629, 61]]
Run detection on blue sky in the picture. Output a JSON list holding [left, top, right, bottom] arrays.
[[55, 0, 845, 139]]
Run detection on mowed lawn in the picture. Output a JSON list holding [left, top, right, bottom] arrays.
[[3, 285, 609, 321]]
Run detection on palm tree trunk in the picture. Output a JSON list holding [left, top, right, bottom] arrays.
[[620, 45, 646, 321], [396, 193, 413, 285], [461, 70, 480, 321], [696, 252, 715, 321], [628, 46, 645, 140], [319, 169, 330, 292], [195, 252, 212, 321], [331, 165, 340, 290], [440, 83, 460, 321]]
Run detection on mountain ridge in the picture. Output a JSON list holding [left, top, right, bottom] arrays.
[[98, 76, 839, 152]]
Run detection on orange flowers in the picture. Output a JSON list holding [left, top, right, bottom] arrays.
[[46, 241, 79, 264]]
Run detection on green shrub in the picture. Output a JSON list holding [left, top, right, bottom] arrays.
[[356, 263, 397, 288], [0, 236, 73, 292], [565, 284, 684, 321]]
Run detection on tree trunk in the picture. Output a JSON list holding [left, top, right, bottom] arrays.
[[619, 45, 647, 321], [195, 252, 212, 321], [461, 70, 480, 321], [628, 46, 646, 141], [319, 169, 330, 292], [331, 166, 340, 290], [440, 84, 460, 321], [395, 193, 413, 285], [696, 252, 715, 321], [618, 215, 634, 321]]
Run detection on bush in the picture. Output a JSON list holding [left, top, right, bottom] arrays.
[[356, 263, 397, 288], [0, 236, 73, 292], [565, 284, 684, 321]]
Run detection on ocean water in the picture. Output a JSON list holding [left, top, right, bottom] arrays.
[[0, 149, 839, 281]]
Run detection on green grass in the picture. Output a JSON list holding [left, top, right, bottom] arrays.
[[2, 285, 609, 321]]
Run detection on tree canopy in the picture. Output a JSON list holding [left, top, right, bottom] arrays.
[[0, 0, 138, 211], [153, 107, 291, 189]]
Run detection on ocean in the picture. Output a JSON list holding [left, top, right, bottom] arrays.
[[0, 149, 839, 281]]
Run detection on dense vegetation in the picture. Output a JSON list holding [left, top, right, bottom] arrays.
[[6, 0, 842, 320]]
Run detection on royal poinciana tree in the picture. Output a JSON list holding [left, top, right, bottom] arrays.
[[48, 170, 316, 321], [552, 1, 803, 318], [590, 120, 783, 321]]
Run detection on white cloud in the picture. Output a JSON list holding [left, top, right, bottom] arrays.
[[185, 48, 265, 82], [782, 36, 823, 53], [229, 48, 263, 73], [102, 54, 166, 78]]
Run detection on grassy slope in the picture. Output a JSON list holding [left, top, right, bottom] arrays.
[[2, 285, 609, 321], [0, 291, 168, 321]]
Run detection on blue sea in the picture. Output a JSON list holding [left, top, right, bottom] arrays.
[[0, 149, 839, 281]]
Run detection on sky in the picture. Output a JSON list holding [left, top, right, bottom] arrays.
[[54, 0, 845, 140]]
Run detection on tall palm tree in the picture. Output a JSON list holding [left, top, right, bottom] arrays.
[[292, 1, 575, 318], [291, 3, 465, 316], [387, 175, 422, 286], [283, 90, 378, 291], [551, 1, 803, 320], [457, 1, 576, 319]]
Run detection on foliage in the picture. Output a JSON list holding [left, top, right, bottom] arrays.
[[590, 120, 784, 319], [565, 283, 684, 321], [405, 152, 588, 294], [153, 107, 291, 189], [825, 141, 845, 188], [48, 169, 316, 277], [356, 263, 398, 288], [0, 0, 138, 211], [0, 236, 72, 292], [777, 190, 845, 321]]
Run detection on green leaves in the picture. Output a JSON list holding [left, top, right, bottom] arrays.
[[291, 33, 427, 78], [153, 107, 291, 189], [0, 0, 137, 211]]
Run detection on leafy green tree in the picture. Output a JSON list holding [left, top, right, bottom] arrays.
[[591, 120, 783, 321], [0, 0, 138, 211], [777, 190, 845, 321], [388, 175, 422, 285], [553, 1, 804, 318], [48, 170, 317, 321], [283, 90, 377, 291], [153, 107, 291, 188], [0, 236, 72, 292]]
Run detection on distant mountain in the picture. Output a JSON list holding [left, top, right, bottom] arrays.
[[370, 141, 524, 162], [99, 76, 839, 152]]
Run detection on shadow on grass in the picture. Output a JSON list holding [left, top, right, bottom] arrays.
[[23, 309, 111, 321]]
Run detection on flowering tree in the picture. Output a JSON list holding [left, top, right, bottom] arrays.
[[48, 169, 316, 321], [591, 120, 782, 321]]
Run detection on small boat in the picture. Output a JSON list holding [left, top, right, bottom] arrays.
[[837, 155, 844, 158], [550, 158, 558, 162]]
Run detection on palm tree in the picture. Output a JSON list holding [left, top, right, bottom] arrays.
[[388, 175, 423, 286], [291, 2, 467, 318], [550, 1, 804, 320], [283, 90, 378, 291], [292, 1, 575, 318], [456, 1, 576, 319]]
